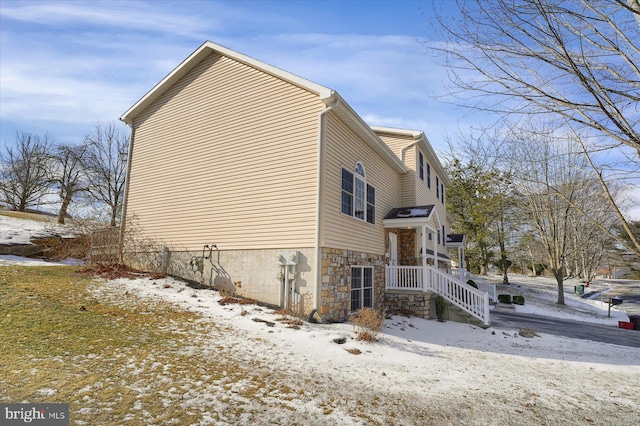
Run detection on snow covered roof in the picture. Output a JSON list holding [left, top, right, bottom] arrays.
[[384, 205, 434, 220], [446, 233, 466, 248]]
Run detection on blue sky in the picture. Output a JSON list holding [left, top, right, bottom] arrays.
[[0, 0, 472, 154]]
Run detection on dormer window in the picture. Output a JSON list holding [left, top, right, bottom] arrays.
[[341, 162, 375, 224]]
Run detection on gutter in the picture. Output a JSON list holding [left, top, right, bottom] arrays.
[[315, 93, 339, 321]]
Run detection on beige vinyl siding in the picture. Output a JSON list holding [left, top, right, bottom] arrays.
[[321, 113, 402, 254], [415, 146, 436, 206], [402, 148, 417, 207], [126, 52, 323, 250], [376, 132, 416, 207], [375, 132, 412, 161]]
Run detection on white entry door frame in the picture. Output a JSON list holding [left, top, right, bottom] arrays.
[[389, 232, 398, 266]]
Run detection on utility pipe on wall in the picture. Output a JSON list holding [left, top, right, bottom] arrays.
[[314, 94, 339, 320], [118, 123, 135, 262]]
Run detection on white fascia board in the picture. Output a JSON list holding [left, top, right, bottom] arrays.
[[331, 94, 408, 174], [417, 134, 451, 187], [369, 126, 423, 139], [370, 126, 451, 186], [446, 242, 465, 248], [120, 40, 334, 124], [207, 41, 334, 99], [120, 41, 212, 124], [383, 217, 437, 231]]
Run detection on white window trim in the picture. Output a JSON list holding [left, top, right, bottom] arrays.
[[350, 266, 374, 312], [340, 162, 376, 225]]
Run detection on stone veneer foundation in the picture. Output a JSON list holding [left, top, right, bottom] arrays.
[[320, 248, 386, 322], [384, 290, 433, 319]]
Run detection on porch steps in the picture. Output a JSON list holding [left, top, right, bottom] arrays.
[[430, 297, 489, 328]]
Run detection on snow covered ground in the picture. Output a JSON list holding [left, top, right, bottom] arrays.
[[0, 213, 75, 245], [2, 253, 639, 423], [2, 216, 639, 424], [486, 274, 631, 326]]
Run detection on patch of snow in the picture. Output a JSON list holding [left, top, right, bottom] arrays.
[[0, 215, 75, 245], [396, 208, 430, 218], [0, 255, 73, 266], [36, 388, 57, 396]]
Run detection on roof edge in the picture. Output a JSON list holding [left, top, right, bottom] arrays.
[[370, 126, 423, 139], [121, 41, 334, 124], [331, 94, 409, 174]]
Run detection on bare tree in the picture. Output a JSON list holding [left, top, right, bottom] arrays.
[[51, 143, 88, 224], [0, 132, 53, 211], [430, 0, 640, 255], [508, 129, 597, 304], [83, 123, 129, 227]]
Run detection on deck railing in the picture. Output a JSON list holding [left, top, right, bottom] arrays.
[[386, 265, 490, 326]]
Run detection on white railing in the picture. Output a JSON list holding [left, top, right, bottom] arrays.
[[451, 268, 498, 302], [386, 265, 490, 326], [476, 280, 497, 303], [385, 265, 424, 290], [426, 266, 489, 326], [451, 267, 468, 281]]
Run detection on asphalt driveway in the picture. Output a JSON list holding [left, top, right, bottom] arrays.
[[490, 310, 640, 349]]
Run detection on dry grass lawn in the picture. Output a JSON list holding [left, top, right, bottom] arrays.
[[0, 266, 299, 425]]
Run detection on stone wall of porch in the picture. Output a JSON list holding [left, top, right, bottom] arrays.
[[384, 289, 433, 319], [320, 247, 386, 322]]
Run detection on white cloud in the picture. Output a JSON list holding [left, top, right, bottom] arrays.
[[0, 1, 476, 150], [0, 0, 212, 38]]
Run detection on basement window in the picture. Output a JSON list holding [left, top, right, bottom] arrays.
[[350, 266, 373, 311]]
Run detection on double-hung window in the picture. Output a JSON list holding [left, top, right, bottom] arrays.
[[351, 266, 373, 311], [341, 162, 375, 224], [436, 176, 440, 199], [341, 169, 353, 216], [427, 163, 431, 188], [419, 152, 424, 181]]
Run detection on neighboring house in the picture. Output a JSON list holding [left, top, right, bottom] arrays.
[[120, 41, 493, 324]]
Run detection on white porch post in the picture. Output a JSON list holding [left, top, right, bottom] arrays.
[[458, 246, 465, 280], [421, 225, 427, 269], [421, 224, 427, 291], [433, 228, 438, 267]]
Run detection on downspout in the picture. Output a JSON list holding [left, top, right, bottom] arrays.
[[118, 120, 135, 263], [399, 140, 418, 164], [399, 137, 418, 211], [315, 94, 339, 320]]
